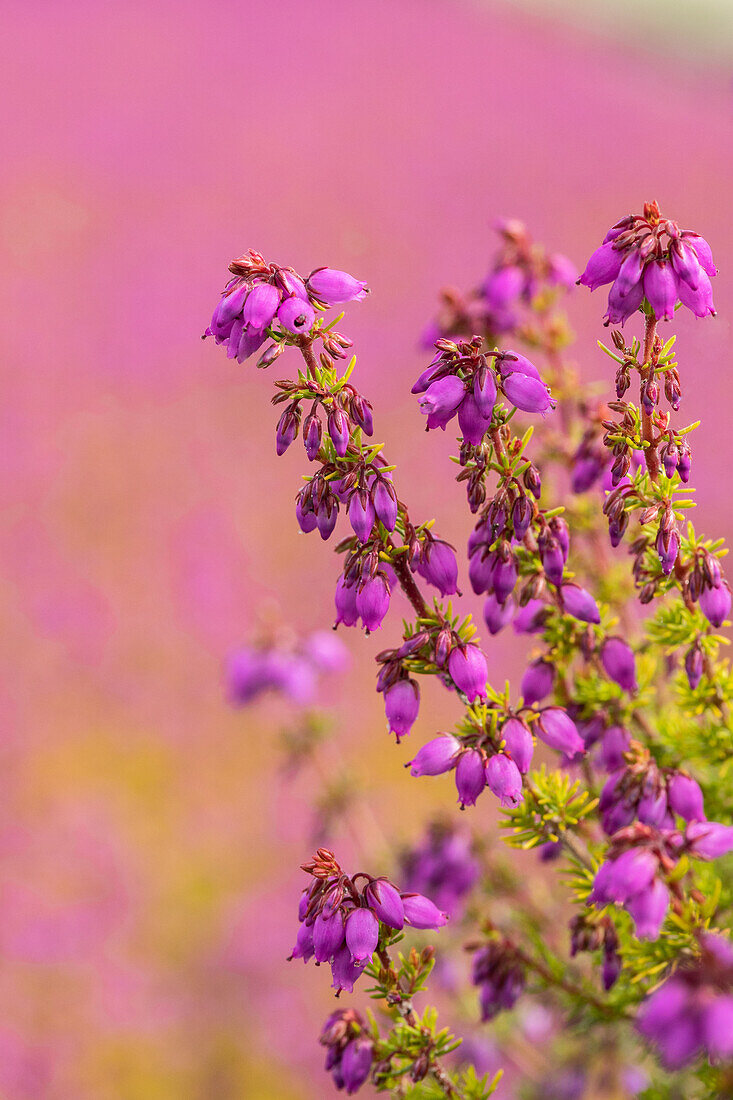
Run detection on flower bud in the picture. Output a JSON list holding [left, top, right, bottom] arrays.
[[328, 407, 351, 457], [667, 773, 706, 822], [536, 708, 584, 758], [348, 489, 375, 543], [485, 753, 523, 807], [384, 679, 420, 740], [373, 480, 398, 531], [561, 583, 601, 624], [277, 294, 316, 334], [700, 582, 732, 628], [345, 908, 379, 964], [501, 717, 534, 773], [400, 893, 449, 929], [521, 658, 554, 706], [684, 644, 704, 690], [448, 644, 489, 702], [455, 749, 486, 807], [408, 735, 461, 777], [600, 636, 638, 693], [356, 574, 390, 632], [307, 267, 368, 304]]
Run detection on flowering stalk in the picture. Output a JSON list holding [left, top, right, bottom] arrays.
[[208, 211, 733, 1096]]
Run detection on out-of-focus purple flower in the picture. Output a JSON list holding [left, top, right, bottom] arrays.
[[685, 821, 733, 860], [408, 735, 461, 777], [501, 717, 534, 773], [356, 574, 390, 631], [306, 631, 350, 674], [400, 823, 479, 919], [455, 749, 487, 808], [591, 849, 658, 907], [307, 267, 368, 304], [226, 647, 317, 706], [699, 582, 732, 628], [471, 941, 525, 1021], [513, 599, 547, 634], [448, 644, 488, 702], [600, 636, 638, 693], [483, 593, 514, 635], [667, 773, 706, 822], [340, 1038, 373, 1094], [535, 708, 584, 758], [561, 584, 601, 624], [521, 659, 555, 706], [685, 644, 704, 690], [400, 893, 449, 929], [484, 265, 524, 310], [415, 540, 459, 596], [626, 879, 670, 940], [637, 932, 733, 1069], [384, 678, 420, 740], [548, 253, 578, 289], [599, 725, 631, 772], [485, 753, 523, 807]]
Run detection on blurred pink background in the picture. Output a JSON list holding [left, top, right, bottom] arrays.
[[2, 1, 733, 1095]]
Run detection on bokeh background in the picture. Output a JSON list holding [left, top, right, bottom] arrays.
[[2, 0, 733, 1096]]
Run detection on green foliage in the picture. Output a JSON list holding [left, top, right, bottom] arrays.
[[501, 766, 598, 849]]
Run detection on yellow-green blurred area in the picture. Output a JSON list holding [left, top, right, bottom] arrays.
[[3, 0, 733, 1096]]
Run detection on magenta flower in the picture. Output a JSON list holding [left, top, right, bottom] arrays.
[[415, 539, 459, 596], [408, 735, 461, 777], [313, 908, 346, 963], [383, 678, 420, 740], [356, 574, 390, 631], [455, 749, 487, 808], [307, 267, 368, 304], [485, 753, 523, 807], [535, 708, 584, 758], [334, 576, 359, 627], [277, 294, 316, 334], [520, 658, 555, 706], [365, 880, 404, 930], [600, 636, 638, 693], [699, 581, 731, 628], [483, 593, 514, 635], [667, 773, 705, 822], [400, 893, 449, 929], [418, 376, 466, 430], [501, 717, 534, 773], [501, 371, 554, 415], [448, 644, 488, 702], [560, 583, 601, 624], [345, 908, 379, 964], [626, 878, 670, 940]]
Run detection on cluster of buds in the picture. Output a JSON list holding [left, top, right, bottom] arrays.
[[469, 937, 527, 1021], [599, 742, 706, 836], [376, 623, 489, 712], [205, 251, 368, 362], [414, 339, 554, 447], [319, 1009, 374, 1095], [274, 375, 372, 462], [407, 707, 583, 808], [290, 850, 448, 994], [590, 820, 733, 942], [399, 822, 479, 919], [422, 219, 576, 344], [569, 912, 622, 991], [579, 200, 717, 324], [637, 933, 733, 1069]]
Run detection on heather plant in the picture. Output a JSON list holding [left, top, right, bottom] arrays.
[[206, 205, 733, 1098]]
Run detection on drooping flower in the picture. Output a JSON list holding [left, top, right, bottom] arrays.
[[307, 267, 369, 305], [383, 678, 420, 740], [485, 753, 523, 807], [520, 658, 555, 706], [600, 636, 638, 693], [448, 644, 489, 702], [471, 940, 526, 1021], [535, 708, 584, 758], [400, 823, 479, 918]]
